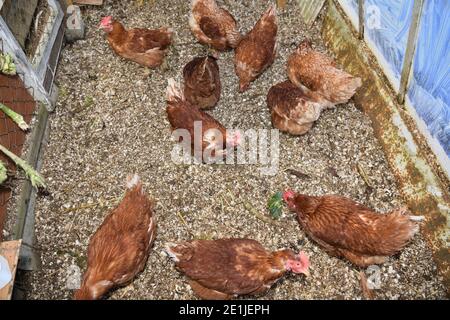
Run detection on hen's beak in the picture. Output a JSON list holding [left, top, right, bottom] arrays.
[[303, 269, 310, 277]]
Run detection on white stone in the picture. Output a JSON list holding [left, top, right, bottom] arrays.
[[65, 5, 85, 43]]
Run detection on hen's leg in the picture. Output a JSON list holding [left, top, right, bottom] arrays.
[[189, 280, 232, 300]]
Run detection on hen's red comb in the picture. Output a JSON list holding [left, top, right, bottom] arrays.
[[282, 190, 295, 202], [100, 16, 113, 26]]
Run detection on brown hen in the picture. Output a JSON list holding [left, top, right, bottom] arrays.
[[189, 0, 241, 51], [183, 56, 221, 109], [267, 80, 333, 135], [287, 40, 362, 105], [74, 175, 156, 300], [235, 5, 278, 92], [283, 191, 423, 267], [165, 238, 310, 300], [99, 16, 173, 68], [166, 78, 240, 163]]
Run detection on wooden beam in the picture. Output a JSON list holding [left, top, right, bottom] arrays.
[[14, 104, 49, 271], [298, 0, 327, 27], [398, 0, 424, 104], [0, 240, 21, 300], [358, 0, 365, 39], [73, 0, 103, 5]]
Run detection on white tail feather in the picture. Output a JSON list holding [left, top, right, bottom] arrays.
[[166, 78, 184, 102], [126, 174, 140, 189], [164, 242, 181, 262], [409, 215, 425, 222]]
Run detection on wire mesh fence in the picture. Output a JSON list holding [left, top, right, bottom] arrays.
[[0, 73, 37, 239], [0, 0, 63, 237]]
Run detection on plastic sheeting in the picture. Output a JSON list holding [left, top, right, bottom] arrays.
[[407, 0, 450, 156], [338, 0, 449, 159], [338, 0, 359, 28], [364, 0, 414, 84]]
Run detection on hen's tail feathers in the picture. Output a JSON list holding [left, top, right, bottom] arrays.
[[390, 207, 422, 240], [302, 86, 335, 110], [164, 28, 175, 42], [125, 174, 145, 196], [166, 78, 185, 102], [227, 29, 242, 48], [165, 241, 194, 263], [264, 4, 277, 18], [330, 76, 362, 105], [298, 39, 313, 52], [164, 242, 182, 262], [126, 174, 141, 189], [409, 215, 425, 222], [393, 206, 425, 222]]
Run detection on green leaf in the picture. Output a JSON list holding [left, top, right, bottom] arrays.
[[0, 144, 46, 189], [0, 53, 16, 76], [268, 191, 284, 220], [0, 102, 29, 131], [0, 161, 6, 184]]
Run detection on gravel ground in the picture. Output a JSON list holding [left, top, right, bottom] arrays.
[[5, 0, 446, 299]]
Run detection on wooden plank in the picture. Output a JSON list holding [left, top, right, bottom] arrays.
[[14, 104, 48, 271], [73, 0, 103, 5], [358, 0, 365, 39], [398, 0, 424, 104], [297, 0, 327, 27], [0, 240, 22, 300]]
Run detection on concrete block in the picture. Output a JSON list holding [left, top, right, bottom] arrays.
[[65, 5, 84, 43]]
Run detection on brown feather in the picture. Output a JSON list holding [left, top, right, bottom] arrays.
[[74, 176, 156, 300], [289, 193, 419, 267], [107, 20, 173, 67], [166, 80, 230, 162], [166, 239, 295, 299], [287, 40, 362, 104], [190, 0, 241, 51], [234, 5, 277, 92], [183, 56, 221, 109], [267, 80, 332, 135]]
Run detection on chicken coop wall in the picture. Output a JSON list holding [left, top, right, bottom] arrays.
[[0, 0, 62, 269], [0, 0, 64, 110], [336, 0, 450, 180], [0, 74, 37, 239], [322, 0, 450, 296]]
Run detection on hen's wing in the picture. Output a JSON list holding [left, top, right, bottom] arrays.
[[183, 57, 221, 109], [288, 50, 361, 104], [199, 16, 225, 40], [125, 28, 172, 53], [169, 239, 273, 296], [305, 196, 416, 257], [268, 81, 326, 135], [167, 101, 224, 132]]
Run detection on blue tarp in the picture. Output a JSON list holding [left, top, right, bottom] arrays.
[[338, 0, 449, 158], [408, 0, 450, 155], [364, 0, 414, 81]]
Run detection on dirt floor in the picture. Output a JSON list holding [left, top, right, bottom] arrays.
[[4, 0, 447, 299]]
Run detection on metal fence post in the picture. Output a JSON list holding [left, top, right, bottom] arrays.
[[358, 0, 365, 39], [398, 0, 425, 104]]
